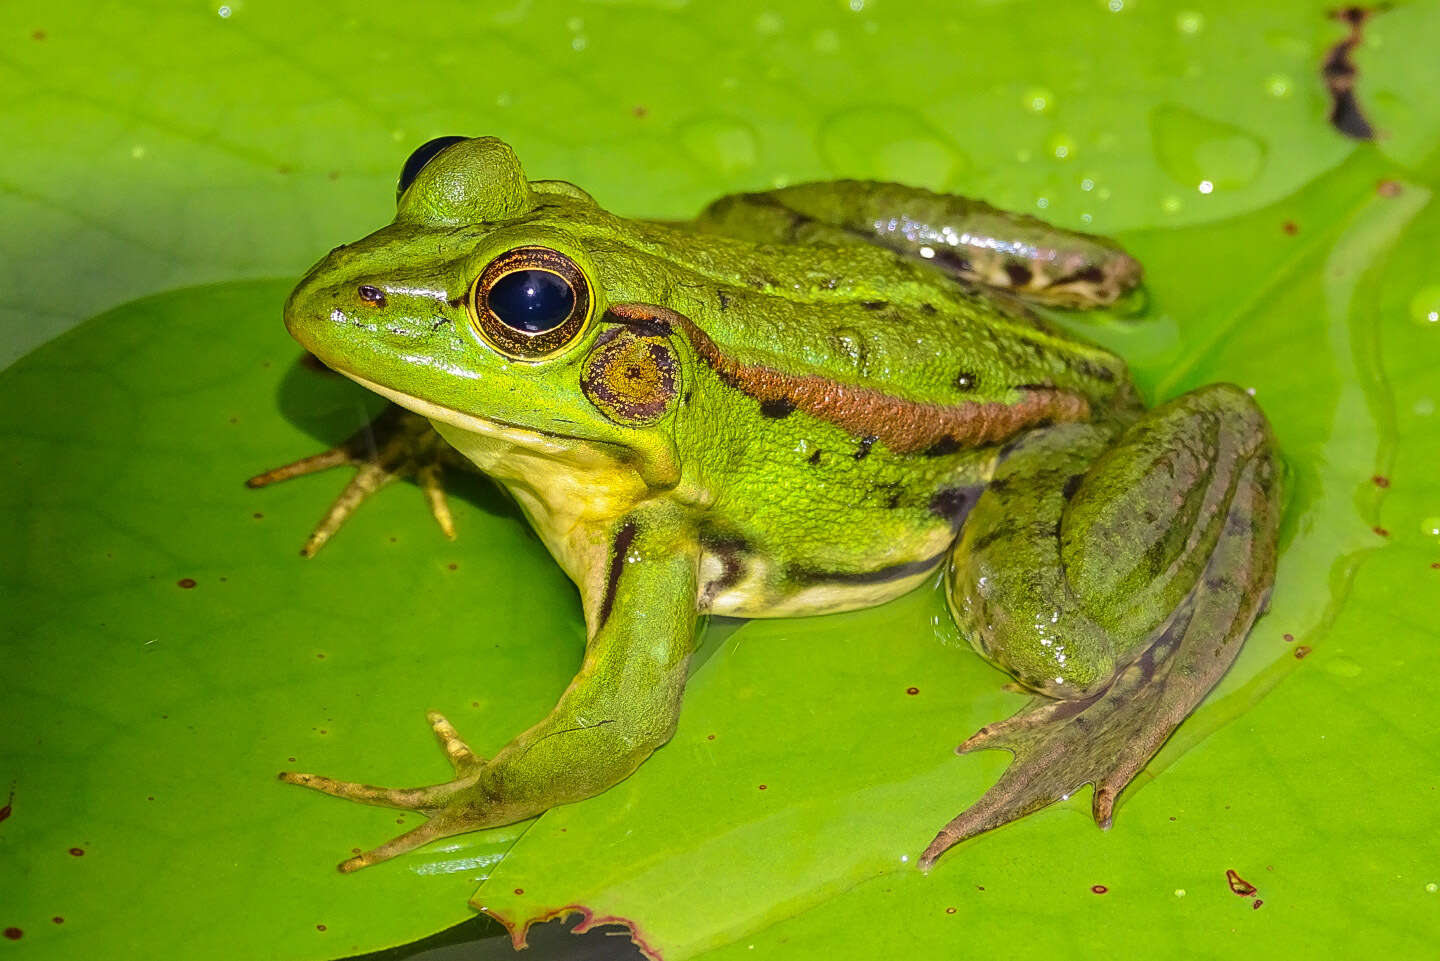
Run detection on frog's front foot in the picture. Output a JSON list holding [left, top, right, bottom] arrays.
[[248, 403, 466, 556], [922, 385, 1281, 870], [280, 711, 501, 872]]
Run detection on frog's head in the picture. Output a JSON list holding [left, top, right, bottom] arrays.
[[284, 136, 682, 488]]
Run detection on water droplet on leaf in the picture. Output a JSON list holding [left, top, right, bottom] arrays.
[[1150, 103, 1266, 190]]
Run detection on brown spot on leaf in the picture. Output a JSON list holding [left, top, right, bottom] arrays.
[[758, 784, 768, 790], [514, 888, 525, 895], [1091, 884, 1108, 894], [945, 906, 957, 914], [632, 105, 649, 118], [32, 30, 46, 40], [1226, 868, 1258, 897], [177, 578, 197, 589], [51, 917, 64, 924], [1294, 645, 1312, 659], [1322, 6, 1381, 140], [906, 687, 920, 695], [1373, 525, 1389, 537], [69, 847, 85, 857], [1283, 633, 1295, 642], [1253, 899, 1264, 910], [316, 924, 327, 932], [1372, 474, 1390, 487], [4, 928, 22, 940], [1282, 220, 1299, 235], [1377, 179, 1403, 197]]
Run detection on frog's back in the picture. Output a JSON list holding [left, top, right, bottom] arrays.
[[562, 201, 1131, 422]]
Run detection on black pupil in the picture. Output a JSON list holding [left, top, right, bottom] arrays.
[[396, 135, 468, 199], [488, 270, 575, 333]]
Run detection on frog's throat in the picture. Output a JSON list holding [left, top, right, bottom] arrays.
[[608, 303, 1093, 455], [338, 371, 665, 482]]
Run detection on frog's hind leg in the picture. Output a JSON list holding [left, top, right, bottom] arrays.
[[921, 384, 1280, 869], [686, 182, 1142, 308]]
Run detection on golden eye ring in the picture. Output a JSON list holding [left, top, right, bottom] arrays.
[[467, 246, 592, 360]]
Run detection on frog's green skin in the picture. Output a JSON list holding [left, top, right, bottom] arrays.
[[272, 137, 1281, 873]]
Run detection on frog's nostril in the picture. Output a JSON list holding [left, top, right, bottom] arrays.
[[357, 285, 388, 307]]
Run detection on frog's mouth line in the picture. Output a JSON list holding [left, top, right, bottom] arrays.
[[340, 370, 619, 458]]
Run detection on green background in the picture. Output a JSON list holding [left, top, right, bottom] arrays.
[[3, 1, 1439, 959]]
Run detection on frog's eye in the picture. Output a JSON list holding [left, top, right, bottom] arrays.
[[468, 246, 593, 360], [396, 136, 468, 202]]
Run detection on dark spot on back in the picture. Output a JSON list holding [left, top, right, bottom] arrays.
[[861, 300, 888, 310], [357, 285, 387, 307], [717, 290, 730, 310], [923, 436, 961, 457], [929, 486, 981, 530], [1061, 474, 1085, 501], [807, 449, 822, 465], [760, 397, 796, 418], [954, 371, 977, 391], [853, 435, 877, 460]]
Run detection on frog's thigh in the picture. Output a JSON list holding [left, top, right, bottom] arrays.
[[950, 384, 1275, 698], [924, 384, 1280, 867]]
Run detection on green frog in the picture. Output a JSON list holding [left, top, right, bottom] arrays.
[[254, 136, 1281, 873]]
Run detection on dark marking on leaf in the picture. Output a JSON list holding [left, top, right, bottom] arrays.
[[807, 449, 822, 465], [1294, 645, 1312, 659], [717, 290, 730, 310], [1322, 6, 1382, 141], [1061, 473, 1085, 501], [861, 300, 888, 310], [1225, 869, 1258, 897]]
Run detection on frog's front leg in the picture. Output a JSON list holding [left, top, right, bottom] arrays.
[[280, 512, 700, 872], [248, 403, 469, 556], [921, 384, 1280, 868], [689, 182, 1141, 308]]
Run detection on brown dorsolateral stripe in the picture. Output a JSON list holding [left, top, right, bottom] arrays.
[[605, 303, 1091, 455]]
